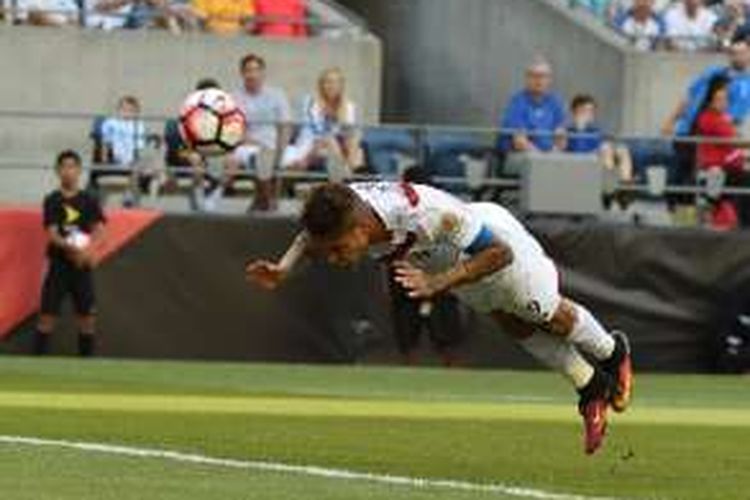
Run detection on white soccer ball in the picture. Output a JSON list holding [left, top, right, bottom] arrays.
[[178, 89, 247, 157], [66, 231, 91, 250]]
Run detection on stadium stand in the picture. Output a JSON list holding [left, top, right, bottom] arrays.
[[1, 0, 366, 36]]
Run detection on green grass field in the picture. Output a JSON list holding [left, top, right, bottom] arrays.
[[0, 357, 748, 500]]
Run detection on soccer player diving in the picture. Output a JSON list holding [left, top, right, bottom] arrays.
[[245, 182, 633, 455]]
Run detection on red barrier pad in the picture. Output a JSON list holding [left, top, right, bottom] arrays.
[[0, 207, 47, 338], [96, 209, 162, 263], [0, 206, 161, 338]]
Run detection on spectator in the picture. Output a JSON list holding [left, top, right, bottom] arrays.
[[282, 67, 364, 179], [89, 96, 154, 207], [101, 95, 147, 167], [163, 78, 223, 212], [225, 53, 292, 211], [386, 165, 465, 367], [498, 57, 567, 154], [606, 0, 672, 24], [616, 0, 666, 51], [714, 0, 750, 49], [16, 0, 79, 26], [118, 0, 183, 33], [567, 94, 634, 182], [84, 0, 130, 30], [574, 0, 614, 20], [254, 0, 307, 37], [694, 75, 745, 229], [664, 0, 719, 51], [191, 0, 254, 35], [663, 31, 750, 196], [35, 150, 105, 357]]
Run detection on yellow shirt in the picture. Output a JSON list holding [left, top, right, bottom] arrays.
[[193, 0, 255, 35]]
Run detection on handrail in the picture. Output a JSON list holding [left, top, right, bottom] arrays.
[[0, 108, 748, 146]]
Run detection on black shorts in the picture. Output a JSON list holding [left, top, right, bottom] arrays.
[[388, 273, 464, 354], [40, 259, 96, 316]]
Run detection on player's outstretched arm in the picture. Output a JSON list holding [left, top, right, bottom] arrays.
[[245, 232, 309, 290], [394, 240, 513, 300]]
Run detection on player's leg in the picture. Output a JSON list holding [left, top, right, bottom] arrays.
[[34, 315, 56, 356], [388, 272, 424, 365], [546, 298, 633, 413], [72, 268, 98, 357], [428, 294, 464, 368], [253, 147, 277, 211], [490, 310, 593, 388], [35, 262, 66, 355], [500, 253, 633, 414], [490, 309, 612, 455]]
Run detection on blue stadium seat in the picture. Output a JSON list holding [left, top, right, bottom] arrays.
[[620, 138, 675, 182], [89, 115, 112, 164], [423, 131, 494, 193], [361, 127, 418, 177]]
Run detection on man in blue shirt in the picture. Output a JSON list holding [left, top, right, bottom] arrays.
[[663, 31, 750, 191], [498, 58, 567, 153]]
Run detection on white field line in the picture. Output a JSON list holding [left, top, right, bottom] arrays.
[[0, 435, 625, 500]]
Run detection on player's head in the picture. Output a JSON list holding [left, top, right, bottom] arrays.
[[117, 95, 140, 119], [240, 53, 266, 92], [55, 149, 82, 189], [301, 183, 371, 267]]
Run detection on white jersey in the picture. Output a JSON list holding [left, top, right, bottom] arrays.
[[349, 182, 544, 261], [350, 182, 560, 322]]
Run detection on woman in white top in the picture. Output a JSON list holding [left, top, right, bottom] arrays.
[[282, 67, 364, 178]]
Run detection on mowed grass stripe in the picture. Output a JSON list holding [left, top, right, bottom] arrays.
[[1, 391, 748, 427]]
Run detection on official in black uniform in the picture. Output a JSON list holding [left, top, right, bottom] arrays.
[[35, 150, 106, 356], [387, 165, 466, 366]]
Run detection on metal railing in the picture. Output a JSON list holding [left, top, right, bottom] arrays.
[[2, 108, 750, 198]]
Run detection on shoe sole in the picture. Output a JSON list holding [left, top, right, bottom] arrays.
[[611, 331, 633, 413], [586, 422, 607, 455], [584, 404, 608, 455]]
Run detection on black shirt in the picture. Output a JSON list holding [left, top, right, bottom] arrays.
[[43, 190, 105, 260]]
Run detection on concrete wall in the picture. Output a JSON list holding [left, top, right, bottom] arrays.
[[339, 0, 626, 129], [338, 0, 728, 136], [0, 26, 381, 202], [621, 51, 724, 135]]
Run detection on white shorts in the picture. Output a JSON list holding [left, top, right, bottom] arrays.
[[450, 202, 561, 324], [453, 254, 560, 324]]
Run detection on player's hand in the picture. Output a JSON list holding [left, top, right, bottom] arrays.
[[245, 260, 287, 290], [393, 260, 442, 299]]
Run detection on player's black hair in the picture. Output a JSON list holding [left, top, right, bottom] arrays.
[[55, 149, 82, 169], [570, 94, 596, 112], [195, 78, 221, 91], [301, 183, 359, 240], [240, 53, 266, 71]]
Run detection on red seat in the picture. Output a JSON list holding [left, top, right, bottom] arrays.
[[255, 0, 308, 38]]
